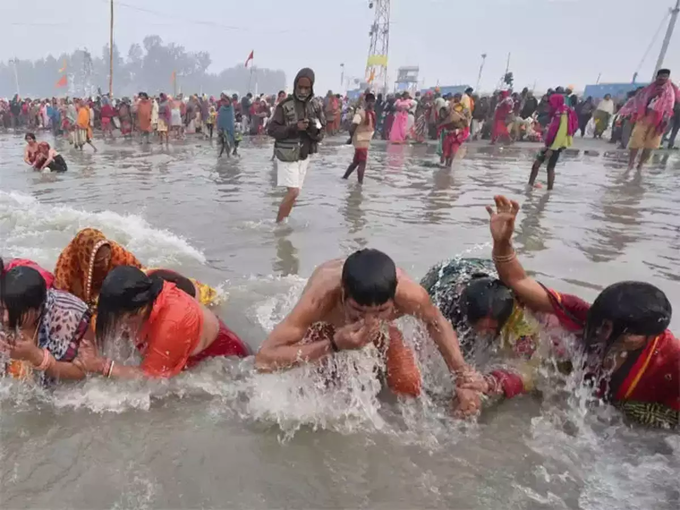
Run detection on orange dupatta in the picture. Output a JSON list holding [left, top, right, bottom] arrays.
[[53, 228, 142, 309]]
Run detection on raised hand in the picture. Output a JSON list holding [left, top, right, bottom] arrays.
[[485, 195, 520, 246]]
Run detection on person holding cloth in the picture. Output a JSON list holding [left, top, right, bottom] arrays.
[[268, 68, 325, 223]]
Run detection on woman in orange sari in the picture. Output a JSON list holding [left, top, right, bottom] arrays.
[[74, 100, 97, 152], [53, 228, 142, 310], [53, 229, 220, 311]]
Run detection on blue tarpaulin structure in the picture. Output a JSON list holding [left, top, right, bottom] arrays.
[[420, 85, 471, 96], [582, 83, 647, 100], [346, 88, 364, 101]]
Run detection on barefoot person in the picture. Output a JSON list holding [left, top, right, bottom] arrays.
[[74, 266, 249, 379], [342, 92, 376, 184], [528, 94, 578, 190], [620, 69, 679, 170], [476, 195, 679, 427], [255, 249, 482, 415], [268, 68, 325, 223]]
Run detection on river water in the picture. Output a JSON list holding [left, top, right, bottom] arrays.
[[0, 132, 678, 509]]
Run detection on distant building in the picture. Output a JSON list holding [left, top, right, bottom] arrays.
[[582, 83, 648, 100], [395, 66, 419, 94]]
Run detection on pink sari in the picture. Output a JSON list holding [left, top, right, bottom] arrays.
[[390, 99, 411, 143]]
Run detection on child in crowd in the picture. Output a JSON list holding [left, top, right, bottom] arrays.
[[206, 105, 216, 139], [233, 113, 243, 156]]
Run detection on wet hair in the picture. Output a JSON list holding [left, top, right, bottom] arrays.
[[0, 266, 47, 330], [147, 269, 196, 298], [657, 68, 671, 77], [365, 92, 376, 102], [342, 249, 397, 307], [25, 132, 36, 142], [584, 281, 671, 356], [465, 87, 474, 94], [95, 266, 163, 348], [457, 276, 514, 332]]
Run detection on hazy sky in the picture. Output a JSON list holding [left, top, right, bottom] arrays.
[[4, 0, 680, 93]]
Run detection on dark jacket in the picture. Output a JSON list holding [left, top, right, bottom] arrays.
[[268, 68, 325, 161]]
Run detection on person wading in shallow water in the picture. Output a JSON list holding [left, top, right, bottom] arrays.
[[528, 94, 578, 190], [342, 92, 376, 184], [255, 249, 484, 416], [268, 68, 325, 223], [618, 68, 679, 170]]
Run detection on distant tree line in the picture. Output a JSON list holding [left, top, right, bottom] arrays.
[[0, 35, 286, 99]]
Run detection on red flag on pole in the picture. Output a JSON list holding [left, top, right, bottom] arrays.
[[245, 50, 254, 68], [55, 75, 67, 88]]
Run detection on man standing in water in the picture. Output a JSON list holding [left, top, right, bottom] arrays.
[[255, 249, 482, 416], [268, 68, 325, 223], [342, 92, 376, 184], [619, 69, 679, 170]]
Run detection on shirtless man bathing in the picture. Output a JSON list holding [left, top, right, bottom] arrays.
[[256, 249, 482, 415]]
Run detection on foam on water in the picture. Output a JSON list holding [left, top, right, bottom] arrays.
[[0, 190, 205, 267]]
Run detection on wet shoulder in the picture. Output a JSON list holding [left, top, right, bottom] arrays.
[[303, 259, 343, 305]]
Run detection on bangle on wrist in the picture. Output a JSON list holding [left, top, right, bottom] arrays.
[[106, 360, 115, 378], [34, 348, 54, 371], [492, 249, 516, 264], [100, 359, 112, 377]]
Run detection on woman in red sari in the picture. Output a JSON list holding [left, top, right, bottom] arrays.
[[470, 195, 679, 428], [491, 91, 514, 144]]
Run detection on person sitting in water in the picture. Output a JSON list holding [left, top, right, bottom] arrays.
[[0, 262, 92, 383], [23, 132, 39, 166], [469, 195, 679, 428], [74, 266, 249, 379], [1, 257, 55, 288], [421, 258, 549, 401], [255, 249, 483, 416], [32, 141, 68, 172], [53, 228, 219, 310]]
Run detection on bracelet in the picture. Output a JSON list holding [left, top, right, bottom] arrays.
[[328, 336, 340, 353], [35, 348, 54, 371], [492, 250, 517, 264], [101, 359, 112, 377], [106, 360, 115, 378]]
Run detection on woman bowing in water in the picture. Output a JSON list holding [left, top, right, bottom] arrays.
[[0, 262, 92, 383], [75, 266, 249, 379]]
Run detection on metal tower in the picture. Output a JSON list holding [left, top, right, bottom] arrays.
[[365, 0, 390, 92]]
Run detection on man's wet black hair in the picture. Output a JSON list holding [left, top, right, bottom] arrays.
[[342, 249, 397, 307], [147, 269, 196, 298], [657, 68, 671, 76], [0, 266, 47, 330], [459, 276, 515, 332], [584, 281, 671, 354], [96, 266, 163, 349], [25, 132, 36, 141], [365, 92, 376, 102]]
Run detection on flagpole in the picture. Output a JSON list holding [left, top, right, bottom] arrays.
[[109, 0, 114, 96], [12, 58, 20, 96]]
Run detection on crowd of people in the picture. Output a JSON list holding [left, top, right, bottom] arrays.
[[1, 66, 678, 431], [1, 196, 677, 428]]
